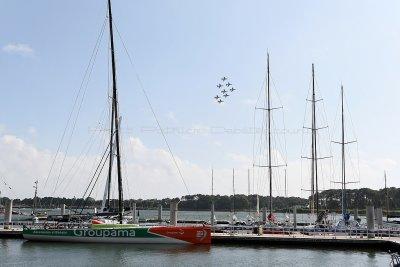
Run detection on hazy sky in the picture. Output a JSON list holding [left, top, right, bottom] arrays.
[[1, 0, 399, 200]]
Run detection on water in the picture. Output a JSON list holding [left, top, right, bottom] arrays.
[[0, 239, 391, 266], [0, 210, 392, 266]]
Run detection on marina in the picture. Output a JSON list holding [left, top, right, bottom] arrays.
[[2, 210, 400, 251], [2, 0, 400, 265]]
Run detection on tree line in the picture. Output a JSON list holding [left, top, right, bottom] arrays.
[[1, 187, 398, 212]]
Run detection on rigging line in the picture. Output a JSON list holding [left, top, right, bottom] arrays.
[[252, 106, 257, 195], [119, 128, 132, 200], [255, 113, 265, 194], [80, 151, 110, 214], [254, 98, 265, 194], [344, 91, 358, 144], [57, 130, 97, 193], [44, 17, 108, 190], [342, 89, 361, 181], [255, 75, 267, 108], [57, 104, 108, 191], [65, 127, 108, 196], [77, 121, 111, 193], [52, 23, 107, 196], [321, 103, 334, 184], [300, 74, 314, 196], [113, 22, 190, 194], [79, 131, 110, 201], [252, 67, 268, 195], [269, 70, 288, 163], [60, 107, 109, 193], [76, 143, 110, 213]]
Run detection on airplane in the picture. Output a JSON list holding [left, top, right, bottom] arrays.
[[221, 89, 227, 94], [226, 82, 232, 87], [223, 93, 229, 97], [214, 95, 220, 100], [217, 84, 223, 88], [218, 99, 223, 103], [230, 87, 236, 92], [221, 76, 228, 81]]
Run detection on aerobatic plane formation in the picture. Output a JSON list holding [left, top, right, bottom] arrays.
[[214, 76, 238, 104]]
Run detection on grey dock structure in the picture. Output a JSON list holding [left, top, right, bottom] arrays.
[[212, 233, 400, 252]]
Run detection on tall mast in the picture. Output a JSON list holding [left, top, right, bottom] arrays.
[[106, 93, 115, 211], [340, 85, 346, 216], [232, 168, 235, 215], [107, 0, 124, 223], [33, 180, 38, 215], [211, 169, 214, 199], [210, 168, 214, 226], [266, 53, 273, 217], [254, 53, 285, 221], [310, 64, 317, 214], [332, 85, 356, 219], [385, 171, 389, 222], [248, 169, 251, 216], [284, 169, 287, 197]]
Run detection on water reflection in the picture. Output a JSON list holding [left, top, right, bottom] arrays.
[[21, 240, 210, 253], [20, 241, 210, 265]]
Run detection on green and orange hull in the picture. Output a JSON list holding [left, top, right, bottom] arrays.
[[23, 225, 211, 244]]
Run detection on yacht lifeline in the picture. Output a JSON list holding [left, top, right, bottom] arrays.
[[23, 0, 210, 245]]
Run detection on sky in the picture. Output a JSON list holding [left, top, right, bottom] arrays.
[[1, 0, 399, 200]]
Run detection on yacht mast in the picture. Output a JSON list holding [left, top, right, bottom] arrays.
[[266, 54, 273, 217], [232, 168, 235, 215], [340, 85, 346, 216], [385, 171, 389, 222], [106, 96, 115, 211], [211, 168, 215, 226], [33, 180, 38, 215], [284, 169, 287, 197], [332, 85, 356, 219], [311, 64, 319, 215], [211, 169, 214, 200], [248, 169, 251, 216], [253, 53, 285, 221], [107, 0, 124, 223]]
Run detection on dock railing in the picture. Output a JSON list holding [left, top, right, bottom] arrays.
[[212, 224, 400, 239]]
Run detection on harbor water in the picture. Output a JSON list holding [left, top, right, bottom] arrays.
[[0, 238, 391, 266]]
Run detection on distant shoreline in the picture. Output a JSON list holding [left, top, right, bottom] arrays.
[[1, 187, 399, 217]]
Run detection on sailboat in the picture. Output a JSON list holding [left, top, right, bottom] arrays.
[[301, 64, 331, 226], [23, 0, 210, 245], [332, 85, 359, 229], [253, 54, 286, 224]]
